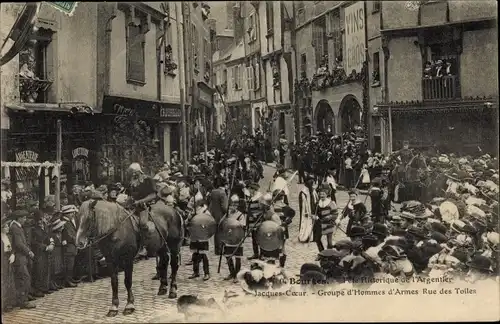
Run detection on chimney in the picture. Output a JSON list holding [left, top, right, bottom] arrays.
[[233, 2, 244, 43]]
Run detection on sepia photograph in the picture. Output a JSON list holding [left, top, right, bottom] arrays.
[[0, 1, 498, 323]]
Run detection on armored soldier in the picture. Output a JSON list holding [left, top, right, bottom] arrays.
[[313, 184, 338, 251], [246, 182, 263, 260], [187, 199, 215, 281], [221, 195, 246, 282]]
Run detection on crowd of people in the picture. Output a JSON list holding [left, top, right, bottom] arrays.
[[1, 128, 499, 315]]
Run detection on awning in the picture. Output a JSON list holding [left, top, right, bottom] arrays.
[[375, 97, 498, 115], [5, 102, 95, 114]]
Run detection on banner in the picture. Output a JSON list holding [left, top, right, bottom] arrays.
[[344, 1, 366, 74]]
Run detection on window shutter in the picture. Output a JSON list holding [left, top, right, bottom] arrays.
[[127, 25, 145, 82], [231, 66, 236, 89], [255, 62, 260, 89], [239, 64, 244, 89], [247, 66, 253, 91]]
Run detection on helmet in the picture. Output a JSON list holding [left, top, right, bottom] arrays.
[[220, 217, 246, 245], [256, 220, 284, 251], [188, 212, 216, 241]]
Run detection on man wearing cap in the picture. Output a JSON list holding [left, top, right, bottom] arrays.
[[9, 209, 36, 309], [246, 182, 263, 260], [339, 190, 367, 237], [222, 195, 246, 282], [267, 190, 295, 268], [313, 184, 339, 252], [61, 205, 79, 287], [209, 176, 228, 256], [270, 167, 290, 205]]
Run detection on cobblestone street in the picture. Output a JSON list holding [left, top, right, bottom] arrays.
[[3, 165, 369, 323]]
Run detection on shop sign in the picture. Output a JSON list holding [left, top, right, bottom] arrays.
[[72, 147, 89, 159], [15, 150, 39, 162], [159, 106, 182, 123], [344, 1, 366, 74]]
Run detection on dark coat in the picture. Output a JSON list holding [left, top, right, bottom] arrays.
[[31, 224, 52, 291], [9, 222, 32, 304], [208, 188, 228, 223], [61, 218, 78, 256]]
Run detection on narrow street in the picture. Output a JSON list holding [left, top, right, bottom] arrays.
[[3, 165, 369, 323]]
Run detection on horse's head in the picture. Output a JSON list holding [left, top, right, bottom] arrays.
[[75, 201, 94, 249]]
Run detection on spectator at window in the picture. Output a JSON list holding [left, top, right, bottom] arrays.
[[423, 61, 433, 79], [435, 60, 444, 77]]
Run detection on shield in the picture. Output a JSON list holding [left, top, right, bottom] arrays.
[[188, 212, 216, 241], [220, 217, 246, 245], [256, 221, 284, 251]]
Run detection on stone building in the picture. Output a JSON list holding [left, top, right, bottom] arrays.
[[256, 1, 295, 162], [293, 1, 368, 142], [373, 0, 498, 154]]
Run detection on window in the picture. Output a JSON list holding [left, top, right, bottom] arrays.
[[330, 11, 342, 67], [312, 17, 327, 69], [223, 69, 228, 84], [232, 65, 241, 89], [239, 64, 244, 89], [266, 2, 274, 34], [254, 61, 261, 90], [372, 51, 380, 86], [247, 65, 254, 91], [248, 13, 257, 42], [297, 1, 305, 25], [300, 53, 307, 77], [126, 24, 146, 83], [372, 1, 381, 13], [192, 24, 199, 72], [19, 28, 54, 103]]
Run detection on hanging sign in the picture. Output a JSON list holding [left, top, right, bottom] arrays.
[[15, 150, 39, 162], [344, 1, 366, 74], [72, 147, 89, 159], [46, 2, 79, 16]]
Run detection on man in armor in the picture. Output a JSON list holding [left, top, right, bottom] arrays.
[[222, 195, 246, 282], [246, 182, 263, 260], [209, 176, 228, 256], [187, 199, 213, 281], [312, 184, 339, 252], [126, 164, 157, 252]]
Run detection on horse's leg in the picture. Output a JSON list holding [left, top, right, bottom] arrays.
[[168, 246, 180, 299], [157, 248, 169, 296], [123, 261, 135, 315], [106, 263, 119, 317]]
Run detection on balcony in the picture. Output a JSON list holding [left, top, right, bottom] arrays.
[[422, 75, 459, 100]]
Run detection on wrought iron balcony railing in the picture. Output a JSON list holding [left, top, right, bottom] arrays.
[[422, 75, 459, 100], [19, 75, 53, 103]]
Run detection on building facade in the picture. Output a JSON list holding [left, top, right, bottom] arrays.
[[294, 1, 369, 143], [257, 1, 295, 164], [374, 0, 498, 154]]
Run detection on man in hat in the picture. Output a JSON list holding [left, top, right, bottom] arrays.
[[188, 200, 212, 281], [9, 209, 36, 309], [171, 151, 180, 169], [222, 195, 246, 282], [209, 176, 229, 256], [272, 189, 295, 268], [339, 190, 367, 237], [60, 205, 79, 287], [246, 182, 264, 260], [313, 184, 338, 252], [369, 177, 384, 223], [126, 163, 158, 252]]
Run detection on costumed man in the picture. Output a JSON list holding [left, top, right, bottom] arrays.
[[246, 182, 263, 260], [298, 176, 318, 243], [338, 190, 368, 237], [325, 169, 338, 203], [369, 177, 384, 224], [126, 163, 158, 255], [258, 193, 284, 265], [270, 189, 295, 268], [222, 195, 246, 282], [271, 167, 290, 205], [188, 199, 213, 281], [209, 176, 228, 256], [313, 184, 339, 252]]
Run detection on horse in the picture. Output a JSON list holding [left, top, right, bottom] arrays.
[[75, 198, 184, 317]]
